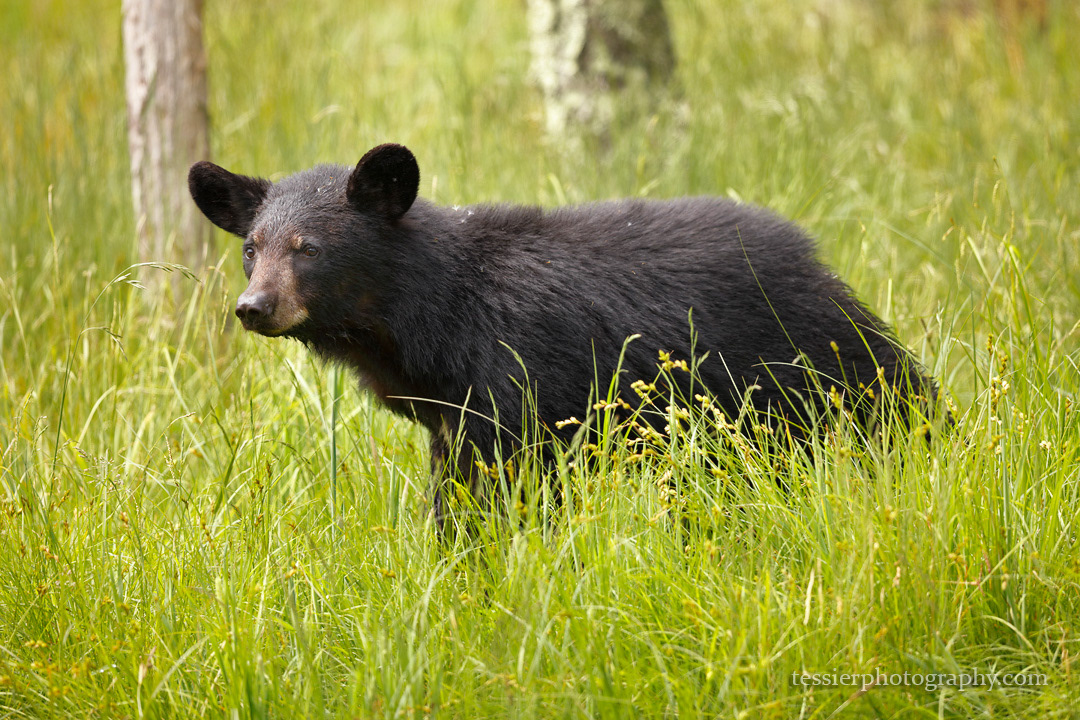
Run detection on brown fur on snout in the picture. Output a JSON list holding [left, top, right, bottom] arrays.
[[238, 251, 309, 336]]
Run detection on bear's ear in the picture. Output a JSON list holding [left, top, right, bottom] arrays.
[[346, 144, 419, 221], [188, 161, 271, 238]]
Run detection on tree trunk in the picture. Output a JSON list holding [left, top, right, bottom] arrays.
[[527, 0, 675, 140], [122, 0, 210, 273]]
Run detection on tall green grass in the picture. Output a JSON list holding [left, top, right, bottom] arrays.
[[2, 0, 1078, 716]]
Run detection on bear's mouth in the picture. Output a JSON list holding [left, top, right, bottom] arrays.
[[238, 314, 309, 338], [245, 322, 287, 337]]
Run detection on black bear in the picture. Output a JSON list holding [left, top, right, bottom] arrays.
[[189, 143, 937, 523]]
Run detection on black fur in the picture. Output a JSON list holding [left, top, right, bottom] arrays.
[[188, 161, 272, 237], [346, 143, 420, 220], [189, 145, 938, 524]]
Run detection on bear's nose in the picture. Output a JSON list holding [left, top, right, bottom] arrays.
[[236, 291, 276, 322]]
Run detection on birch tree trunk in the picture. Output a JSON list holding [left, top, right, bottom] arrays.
[[122, 0, 210, 273], [527, 0, 675, 140]]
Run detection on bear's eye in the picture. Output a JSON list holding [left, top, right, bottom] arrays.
[[243, 245, 255, 260], [302, 245, 320, 258]]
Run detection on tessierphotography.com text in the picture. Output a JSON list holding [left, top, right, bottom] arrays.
[[792, 669, 1049, 693]]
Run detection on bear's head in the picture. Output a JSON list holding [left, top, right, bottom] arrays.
[[188, 143, 420, 338]]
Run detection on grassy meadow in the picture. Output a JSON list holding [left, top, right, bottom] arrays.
[[2, 0, 1079, 716]]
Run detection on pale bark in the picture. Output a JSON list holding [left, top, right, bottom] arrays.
[[527, 0, 675, 139], [123, 0, 210, 271]]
